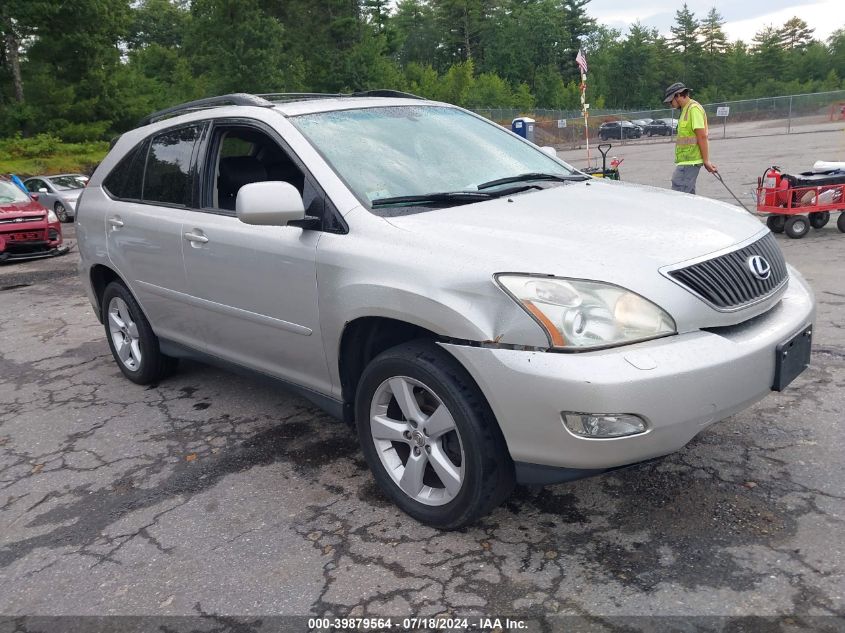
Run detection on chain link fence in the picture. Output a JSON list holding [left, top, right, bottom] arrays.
[[473, 89, 845, 150]]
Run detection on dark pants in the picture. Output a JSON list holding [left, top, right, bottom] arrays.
[[671, 163, 703, 194]]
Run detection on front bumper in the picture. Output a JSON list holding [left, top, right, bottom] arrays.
[[0, 223, 66, 263], [441, 270, 815, 478]]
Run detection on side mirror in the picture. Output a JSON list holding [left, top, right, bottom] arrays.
[[540, 146, 557, 158], [236, 181, 305, 226], [38, 187, 48, 193]]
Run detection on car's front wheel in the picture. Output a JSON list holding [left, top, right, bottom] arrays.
[[102, 281, 178, 384], [355, 341, 514, 529], [54, 202, 69, 223]]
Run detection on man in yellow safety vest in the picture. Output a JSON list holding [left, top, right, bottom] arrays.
[[663, 82, 718, 194]]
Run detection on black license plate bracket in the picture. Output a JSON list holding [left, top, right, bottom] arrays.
[[772, 326, 812, 391]]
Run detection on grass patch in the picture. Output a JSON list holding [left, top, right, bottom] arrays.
[[0, 134, 109, 176]]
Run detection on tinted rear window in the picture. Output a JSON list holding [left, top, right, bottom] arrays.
[[103, 140, 148, 200], [143, 125, 201, 206]]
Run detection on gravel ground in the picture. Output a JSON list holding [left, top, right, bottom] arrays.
[[1, 129, 844, 632]]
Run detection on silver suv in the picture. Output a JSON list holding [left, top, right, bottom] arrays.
[[77, 92, 815, 529]]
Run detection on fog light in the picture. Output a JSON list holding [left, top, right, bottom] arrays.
[[562, 412, 647, 438]]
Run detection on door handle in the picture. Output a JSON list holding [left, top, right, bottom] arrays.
[[108, 218, 124, 228], [184, 232, 209, 244]]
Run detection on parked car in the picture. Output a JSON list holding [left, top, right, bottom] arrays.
[[598, 120, 642, 140], [23, 173, 88, 222], [0, 176, 67, 262], [631, 118, 653, 130], [643, 118, 678, 136], [77, 92, 815, 529]]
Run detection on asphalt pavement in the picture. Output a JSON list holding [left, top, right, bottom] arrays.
[[1, 135, 844, 631]]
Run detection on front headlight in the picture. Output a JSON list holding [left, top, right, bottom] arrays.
[[496, 274, 676, 350], [47, 209, 59, 223]]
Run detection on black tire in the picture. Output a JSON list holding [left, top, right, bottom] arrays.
[[766, 215, 786, 233], [101, 281, 178, 384], [784, 215, 810, 239], [54, 202, 69, 223], [355, 340, 514, 529], [809, 211, 830, 229], [838, 212, 845, 233]]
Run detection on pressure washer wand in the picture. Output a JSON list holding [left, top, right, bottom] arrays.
[[712, 171, 755, 215]]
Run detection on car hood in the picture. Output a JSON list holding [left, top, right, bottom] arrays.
[[0, 198, 47, 218], [382, 180, 772, 328]]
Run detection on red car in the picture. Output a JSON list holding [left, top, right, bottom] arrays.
[[0, 176, 68, 262]]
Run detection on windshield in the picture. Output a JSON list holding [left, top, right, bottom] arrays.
[[0, 180, 32, 204], [49, 175, 87, 190], [291, 105, 576, 208]]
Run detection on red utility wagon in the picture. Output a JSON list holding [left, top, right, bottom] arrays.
[[756, 165, 845, 239]]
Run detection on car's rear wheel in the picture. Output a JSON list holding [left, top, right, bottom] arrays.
[[838, 212, 845, 233], [809, 211, 830, 229], [102, 281, 178, 384], [355, 341, 514, 529], [766, 215, 786, 233], [54, 202, 68, 223], [784, 215, 810, 239]]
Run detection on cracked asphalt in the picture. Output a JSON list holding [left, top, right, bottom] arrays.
[[2, 134, 845, 631]]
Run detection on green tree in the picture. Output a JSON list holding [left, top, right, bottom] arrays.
[[404, 62, 442, 99], [431, 0, 495, 65], [750, 26, 786, 82], [830, 28, 845, 80], [393, 0, 440, 67], [668, 3, 702, 85], [699, 7, 728, 93], [186, 0, 303, 95], [438, 59, 475, 105], [777, 17, 814, 51], [466, 72, 514, 107]]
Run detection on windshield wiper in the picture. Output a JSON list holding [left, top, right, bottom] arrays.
[[371, 191, 494, 207], [476, 172, 590, 190]]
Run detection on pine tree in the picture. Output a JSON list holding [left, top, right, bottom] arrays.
[[751, 26, 786, 80], [699, 7, 727, 94], [668, 3, 702, 86], [700, 7, 727, 56], [777, 17, 814, 51]]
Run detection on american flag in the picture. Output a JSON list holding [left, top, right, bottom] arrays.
[[575, 49, 588, 75]]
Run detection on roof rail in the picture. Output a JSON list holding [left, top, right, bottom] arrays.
[[351, 90, 424, 100], [137, 89, 426, 127], [137, 93, 273, 127], [256, 90, 425, 102]]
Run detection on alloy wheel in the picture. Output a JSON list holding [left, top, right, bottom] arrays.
[[369, 376, 465, 506], [107, 297, 142, 371]]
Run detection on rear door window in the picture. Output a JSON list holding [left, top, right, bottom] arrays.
[[143, 125, 202, 207]]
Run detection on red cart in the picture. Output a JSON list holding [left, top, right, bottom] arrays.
[[756, 166, 845, 239]]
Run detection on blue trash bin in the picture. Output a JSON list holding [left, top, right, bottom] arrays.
[[511, 117, 536, 143]]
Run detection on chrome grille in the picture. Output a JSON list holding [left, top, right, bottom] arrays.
[[0, 215, 44, 224], [668, 233, 788, 311]]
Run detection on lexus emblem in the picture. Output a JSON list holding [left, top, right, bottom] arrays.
[[747, 255, 771, 281]]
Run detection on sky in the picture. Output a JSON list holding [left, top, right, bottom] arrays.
[[587, 0, 845, 44]]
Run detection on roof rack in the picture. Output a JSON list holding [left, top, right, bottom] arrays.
[[137, 93, 273, 127], [256, 90, 424, 102], [137, 89, 425, 127]]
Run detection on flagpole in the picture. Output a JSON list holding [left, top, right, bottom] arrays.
[[576, 49, 590, 169], [581, 70, 589, 168]]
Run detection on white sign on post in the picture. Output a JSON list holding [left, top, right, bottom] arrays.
[[557, 119, 567, 128], [716, 106, 730, 117]]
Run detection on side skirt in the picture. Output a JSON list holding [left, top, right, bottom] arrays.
[[158, 338, 344, 421]]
